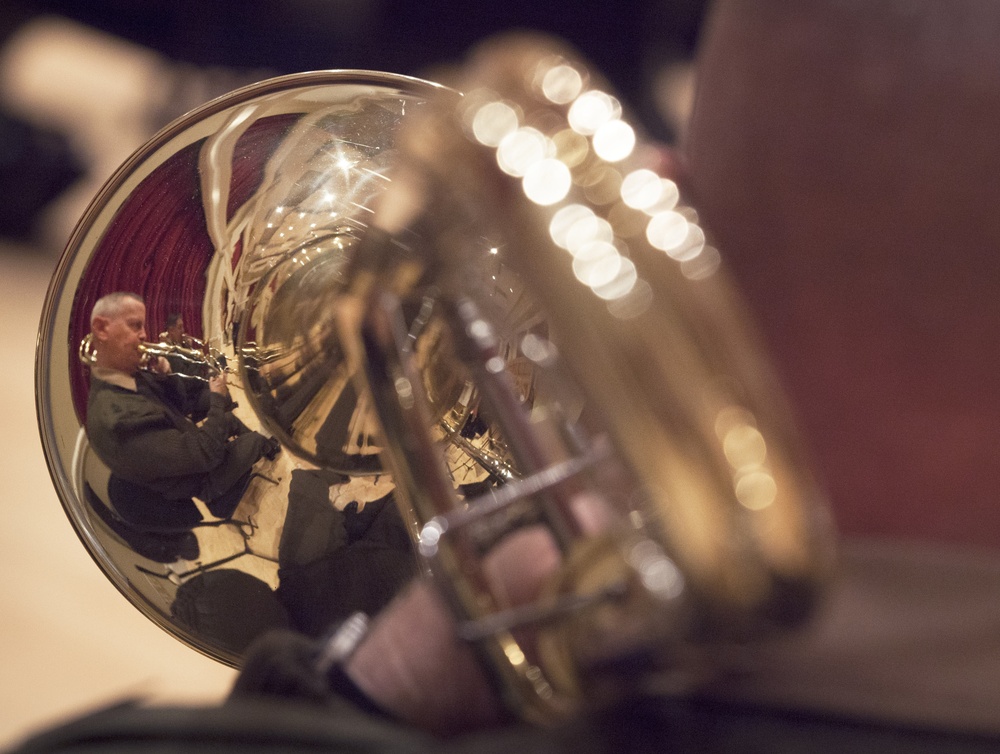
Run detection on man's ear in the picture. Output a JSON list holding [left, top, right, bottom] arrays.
[[91, 316, 111, 342]]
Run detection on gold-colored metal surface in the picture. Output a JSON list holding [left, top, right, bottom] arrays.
[[36, 37, 834, 723], [339, 34, 835, 722], [80, 333, 227, 380]]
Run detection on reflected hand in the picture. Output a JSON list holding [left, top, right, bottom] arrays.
[[208, 373, 228, 396], [149, 355, 172, 374]]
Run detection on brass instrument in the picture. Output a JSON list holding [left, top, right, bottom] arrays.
[[78, 332, 227, 380], [36, 38, 834, 723]]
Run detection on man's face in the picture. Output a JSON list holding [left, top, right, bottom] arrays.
[[94, 298, 147, 374], [166, 318, 184, 343]]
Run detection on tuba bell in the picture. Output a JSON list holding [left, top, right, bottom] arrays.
[[36, 34, 834, 724]]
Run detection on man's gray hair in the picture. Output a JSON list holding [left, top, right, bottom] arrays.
[[90, 292, 144, 326]]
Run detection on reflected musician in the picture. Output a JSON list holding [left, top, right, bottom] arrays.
[[158, 311, 215, 378], [85, 291, 280, 524], [159, 312, 197, 350]]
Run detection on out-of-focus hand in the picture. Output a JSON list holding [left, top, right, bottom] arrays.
[[345, 525, 561, 735]]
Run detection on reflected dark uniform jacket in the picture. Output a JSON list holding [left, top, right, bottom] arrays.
[[86, 370, 238, 501]]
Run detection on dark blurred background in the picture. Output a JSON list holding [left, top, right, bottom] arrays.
[[1, 0, 706, 97]]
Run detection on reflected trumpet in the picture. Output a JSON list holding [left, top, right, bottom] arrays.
[[36, 37, 834, 726], [78, 332, 228, 380]]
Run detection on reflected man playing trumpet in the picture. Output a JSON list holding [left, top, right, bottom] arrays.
[[160, 312, 195, 349], [85, 291, 279, 523]]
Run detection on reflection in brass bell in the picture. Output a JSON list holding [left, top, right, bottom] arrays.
[[36, 71, 523, 665]]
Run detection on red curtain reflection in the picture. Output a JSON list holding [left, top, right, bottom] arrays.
[[69, 113, 299, 421]]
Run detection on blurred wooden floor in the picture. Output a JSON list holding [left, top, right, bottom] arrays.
[[0, 244, 236, 748]]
